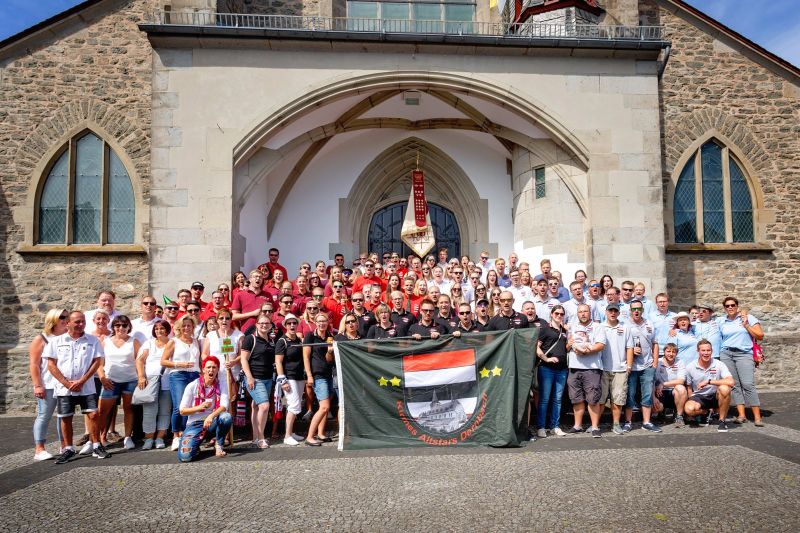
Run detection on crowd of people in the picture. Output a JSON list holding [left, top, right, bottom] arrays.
[[29, 247, 765, 463]]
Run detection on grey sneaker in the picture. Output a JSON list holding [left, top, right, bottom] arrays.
[[591, 428, 601, 438], [642, 422, 662, 433], [536, 428, 547, 438], [92, 444, 111, 459], [622, 422, 632, 433], [612, 424, 624, 435], [674, 415, 685, 428], [55, 448, 76, 465]]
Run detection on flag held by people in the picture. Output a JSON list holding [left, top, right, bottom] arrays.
[[334, 329, 538, 450], [401, 169, 435, 257]]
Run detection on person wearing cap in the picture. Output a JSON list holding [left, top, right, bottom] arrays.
[[599, 303, 634, 435], [190, 282, 208, 308], [473, 298, 491, 329], [670, 312, 698, 365], [566, 303, 607, 438], [177, 355, 231, 461], [624, 299, 661, 433], [274, 314, 306, 446], [693, 303, 722, 359]]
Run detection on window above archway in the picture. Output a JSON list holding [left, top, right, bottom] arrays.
[[672, 139, 759, 246], [36, 131, 136, 247]]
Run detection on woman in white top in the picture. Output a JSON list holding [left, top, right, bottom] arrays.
[[201, 309, 242, 425], [29, 308, 68, 461], [161, 315, 201, 450], [97, 315, 141, 450], [177, 355, 231, 462], [135, 319, 173, 450]]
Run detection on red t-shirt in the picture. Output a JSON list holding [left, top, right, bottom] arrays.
[[199, 303, 228, 322], [231, 288, 271, 332], [352, 275, 387, 295]]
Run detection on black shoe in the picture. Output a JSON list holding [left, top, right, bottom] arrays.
[[92, 444, 111, 459], [717, 421, 729, 433], [305, 440, 322, 447], [55, 448, 76, 465], [568, 426, 584, 434], [317, 436, 333, 443], [591, 428, 601, 438]]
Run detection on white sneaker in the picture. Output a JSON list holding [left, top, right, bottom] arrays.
[[171, 439, 180, 451], [123, 437, 136, 450], [78, 441, 93, 455], [33, 450, 53, 461], [141, 438, 154, 450], [291, 433, 305, 442], [283, 436, 301, 446], [536, 428, 547, 438], [551, 427, 567, 437], [154, 438, 166, 449]]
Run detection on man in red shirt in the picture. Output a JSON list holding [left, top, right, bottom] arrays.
[[190, 282, 208, 308], [293, 275, 312, 314], [351, 260, 386, 294], [258, 247, 288, 281], [231, 269, 271, 332], [325, 253, 345, 276], [200, 290, 228, 321], [323, 282, 352, 326]]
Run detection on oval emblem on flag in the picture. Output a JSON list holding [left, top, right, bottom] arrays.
[[402, 349, 478, 435]]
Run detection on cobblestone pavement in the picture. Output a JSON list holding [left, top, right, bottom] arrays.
[[1, 392, 799, 531]]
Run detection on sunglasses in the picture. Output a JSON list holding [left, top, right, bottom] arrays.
[[500, 298, 513, 302], [142, 301, 156, 306], [333, 284, 343, 288], [313, 295, 324, 299], [724, 303, 737, 308], [421, 309, 434, 313], [285, 321, 298, 326], [306, 307, 319, 311], [281, 300, 293, 304], [218, 288, 229, 291], [552, 312, 565, 316], [59, 314, 69, 320], [631, 307, 643, 312], [458, 311, 471, 316], [345, 319, 357, 325], [590, 283, 600, 288], [187, 309, 200, 314], [166, 306, 178, 311], [352, 298, 364, 302]]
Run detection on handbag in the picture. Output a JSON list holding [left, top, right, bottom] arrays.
[[132, 373, 162, 405], [752, 337, 764, 367]]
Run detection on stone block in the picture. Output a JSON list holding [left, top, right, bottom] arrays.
[[599, 75, 658, 95], [150, 188, 188, 208], [151, 168, 177, 188], [612, 130, 644, 153], [150, 228, 203, 246], [608, 170, 649, 197], [151, 147, 170, 169], [152, 127, 182, 147]]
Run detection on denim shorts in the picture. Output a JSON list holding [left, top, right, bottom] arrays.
[[247, 378, 273, 405], [99, 379, 137, 399], [313, 376, 334, 402]]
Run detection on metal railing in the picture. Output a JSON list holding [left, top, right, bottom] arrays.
[[145, 10, 664, 41]]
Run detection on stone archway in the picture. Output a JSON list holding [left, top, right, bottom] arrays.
[[334, 136, 495, 259]]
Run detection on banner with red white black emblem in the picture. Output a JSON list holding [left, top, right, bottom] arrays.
[[401, 169, 436, 257]]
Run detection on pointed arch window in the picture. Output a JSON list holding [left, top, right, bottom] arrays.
[[673, 140, 754, 244], [37, 131, 135, 245]]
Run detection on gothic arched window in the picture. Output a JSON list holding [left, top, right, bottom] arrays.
[[37, 131, 135, 245], [673, 139, 754, 244]]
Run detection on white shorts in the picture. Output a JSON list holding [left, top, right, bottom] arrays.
[[284, 379, 305, 415]]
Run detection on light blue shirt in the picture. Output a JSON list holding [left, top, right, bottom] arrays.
[[692, 319, 722, 358], [719, 314, 759, 352], [650, 310, 677, 354], [675, 329, 698, 365]]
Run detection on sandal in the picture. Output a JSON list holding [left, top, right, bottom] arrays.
[[317, 435, 333, 443], [258, 439, 270, 449], [215, 445, 227, 458], [733, 416, 748, 424], [754, 420, 765, 427]]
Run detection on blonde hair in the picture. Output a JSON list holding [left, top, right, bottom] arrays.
[[43, 308, 67, 336], [179, 314, 197, 329]]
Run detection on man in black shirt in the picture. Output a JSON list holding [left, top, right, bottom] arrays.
[[486, 291, 530, 330], [455, 303, 483, 334], [522, 301, 548, 330], [434, 295, 458, 334], [389, 290, 416, 336], [474, 298, 491, 328], [409, 299, 447, 340], [350, 291, 376, 337]]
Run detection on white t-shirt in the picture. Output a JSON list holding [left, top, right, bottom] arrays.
[[84, 308, 120, 336], [204, 330, 244, 379], [600, 322, 632, 372], [131, 316, 159, 343], [180, 378, 229, 425], [103, 337, 138, 383], [171, 337, 201, 373], [141, 338, 171, 390], [43, 333, 104, 396], [567, 321, 607, 370], [685, 359, 732, 395]]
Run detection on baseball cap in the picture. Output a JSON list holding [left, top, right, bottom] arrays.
[[191, 281, 204, 289], [697, 303, 714, 312], [606, 303, 620, 311]]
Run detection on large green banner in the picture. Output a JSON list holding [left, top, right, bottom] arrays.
[[334, 329, 538, 450]]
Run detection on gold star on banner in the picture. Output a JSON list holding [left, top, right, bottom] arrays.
[[390, 376, 401, 387], [491, 366, 502, 377], [378, 376, 388, 387], [480, 367, 490, 379]]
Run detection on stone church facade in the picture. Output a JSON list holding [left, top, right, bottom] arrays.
[[0, 0, 797, 410]]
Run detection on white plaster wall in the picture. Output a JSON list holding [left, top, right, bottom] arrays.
[[240, 128, 513, 272]]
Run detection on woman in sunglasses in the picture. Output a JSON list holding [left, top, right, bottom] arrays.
[[719, 297, 765, 426], [274, 314, 306, 446], [29, 308, 68, 461], [488, 289, 503, 317], [299, 300, 322, 337], [366, 304, 398, 339], [536, 304, 569, 437]]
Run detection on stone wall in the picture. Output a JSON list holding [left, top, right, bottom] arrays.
[[0, 0, 154, 411], [658, 7, 800, 389]]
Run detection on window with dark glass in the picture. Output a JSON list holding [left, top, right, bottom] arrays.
[[673, 139, 754, 244], [37, 131, 135, 245], [534, 167, 546, 199]]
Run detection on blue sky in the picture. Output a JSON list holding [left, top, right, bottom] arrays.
[[0, 0, 798, 67]]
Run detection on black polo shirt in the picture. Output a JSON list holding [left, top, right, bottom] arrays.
[[390, 311, 417, 337], [486, 311, 530, 331]]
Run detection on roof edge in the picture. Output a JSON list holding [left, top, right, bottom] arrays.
[[661, 0, 800, 84]]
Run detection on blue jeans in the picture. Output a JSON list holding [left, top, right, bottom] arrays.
[[169, 371, 199, 433], [177, 412, 233, 462], [627, 367, 656, 408], [537, 366, 568, 430], [33, 389, 62, 445]]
